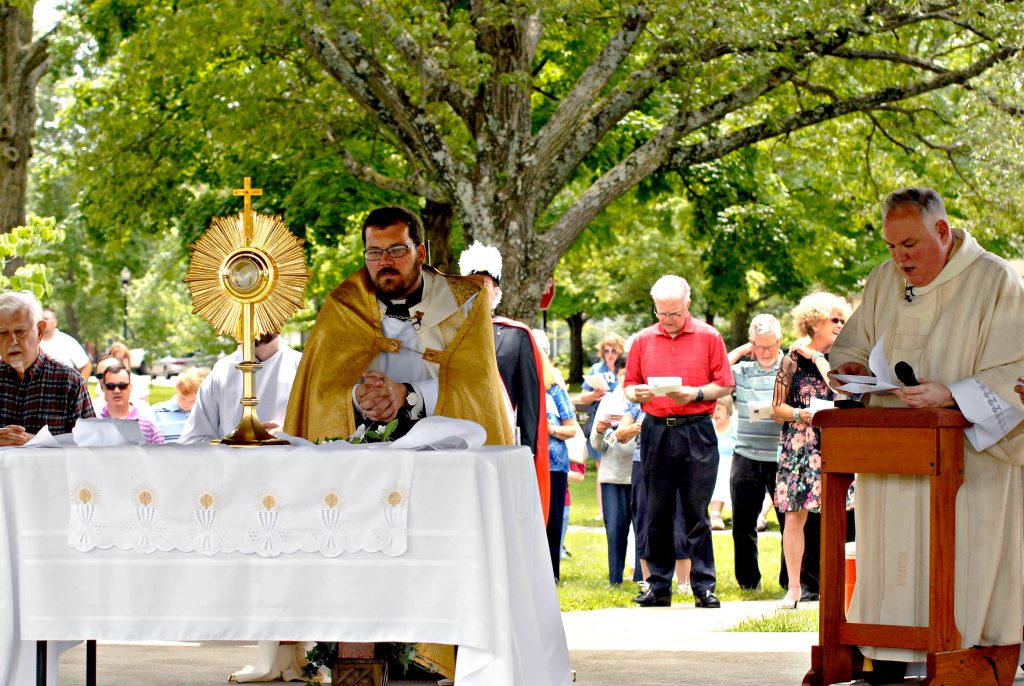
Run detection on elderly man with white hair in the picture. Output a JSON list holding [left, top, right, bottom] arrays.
[[0, 290, 94, 445], [623, 275, 734, 608], [725, 313, 787, 591]]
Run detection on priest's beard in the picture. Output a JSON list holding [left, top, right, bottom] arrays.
[[373, 264, 422, 299]]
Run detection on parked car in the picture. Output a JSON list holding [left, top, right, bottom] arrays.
[[149, 353, 218, 378]]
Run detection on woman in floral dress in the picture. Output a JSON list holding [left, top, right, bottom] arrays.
[[773, 292, 852, 609]]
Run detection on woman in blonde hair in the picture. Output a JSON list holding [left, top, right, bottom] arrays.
[[773, 292, 851, 609]]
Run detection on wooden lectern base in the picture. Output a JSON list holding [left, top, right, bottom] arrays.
[[803, 643, 1019, 685]]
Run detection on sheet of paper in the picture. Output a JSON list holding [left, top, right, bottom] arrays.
[[748, 400, 774, 421], [834, 337, 900, 394], [809, 397, 835, 413], [949, 378, 1024, 452], [24, 425, 62, 448], [648, 376, 683, 396], [584, 374, 609, 392]]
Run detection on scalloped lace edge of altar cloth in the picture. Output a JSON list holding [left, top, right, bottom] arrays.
[[66, 447, 414, 558]]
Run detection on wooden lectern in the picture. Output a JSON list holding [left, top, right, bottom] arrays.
[[803, 407, 1019, 686]]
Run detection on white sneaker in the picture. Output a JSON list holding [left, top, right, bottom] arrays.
[[679, 581, 692, 596]]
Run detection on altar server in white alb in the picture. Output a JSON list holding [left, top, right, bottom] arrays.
[[829, 187, 1024, 678], [178, 331, 301, 443]]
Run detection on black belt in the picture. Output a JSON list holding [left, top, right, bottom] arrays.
[[648, 414, 709, 427]]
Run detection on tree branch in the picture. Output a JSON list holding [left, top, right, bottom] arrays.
[[528, 50, 690, 212], [831, 47, 948, 73], [16, 26, 54, 91], [866, 111, 914, 154], [350, 0, 475, 125], [528, 5, 650, 175], [663, 45, 1018, 173], [334, 143, 449, 202], [539, 30, 854, 253]]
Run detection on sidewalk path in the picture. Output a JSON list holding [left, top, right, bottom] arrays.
[[56, 601, 1024, 685]]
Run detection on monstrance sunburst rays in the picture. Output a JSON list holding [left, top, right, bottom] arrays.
[[186, 213, 307, 341], [184, 177, 309, 446]]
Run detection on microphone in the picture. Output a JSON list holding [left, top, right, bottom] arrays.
[[894, 361, 918, 387], [905, 284, 915, 302]]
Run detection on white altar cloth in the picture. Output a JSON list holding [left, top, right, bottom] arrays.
[[0, 444, 570, 686]]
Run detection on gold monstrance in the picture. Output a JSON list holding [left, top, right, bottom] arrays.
[[185, 177, 309, 446]]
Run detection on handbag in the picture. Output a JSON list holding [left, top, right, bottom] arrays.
[[566, 418, 588, 464]]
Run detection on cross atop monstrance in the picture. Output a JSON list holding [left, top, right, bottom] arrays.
[[185, 177, 309, 446], [233, 177, 262, 237]]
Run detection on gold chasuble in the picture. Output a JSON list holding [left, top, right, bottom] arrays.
[[284, 265, 513, 446], [286, 265, 511, 679]]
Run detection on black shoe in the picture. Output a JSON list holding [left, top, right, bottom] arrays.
[[631, 580, 651, 602], [800, 589, 819, 602], [632, 589, 671, 607], [863, 659, 907, 685], [694, 590, 721, 608]]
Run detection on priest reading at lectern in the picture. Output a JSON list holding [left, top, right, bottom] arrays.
[[284, 206, 513, 446], [828, 187, 1024, 681]]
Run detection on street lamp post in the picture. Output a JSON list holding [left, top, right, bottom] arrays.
[[120, 267, 131, 340]]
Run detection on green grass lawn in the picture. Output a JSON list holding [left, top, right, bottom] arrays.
[[560, 464, 787, 612]]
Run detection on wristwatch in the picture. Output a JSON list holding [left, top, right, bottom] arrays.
[[402, 383, 420, 408], [695, 387, 705, 402]]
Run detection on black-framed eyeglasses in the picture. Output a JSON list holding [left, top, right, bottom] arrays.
[[655, 310, 684, 319], [104, 382, 130, 391], [363, 244, 414, 261], [830, 317, 845, 325]]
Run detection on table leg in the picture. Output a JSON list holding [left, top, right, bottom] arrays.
[[87, 640, 97, 686], [35, 641, 47, 686]]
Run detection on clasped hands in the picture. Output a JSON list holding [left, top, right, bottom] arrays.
[[356, 371, 408, 422], [830, 362, 955, 408], [0, 425, 34, 446]]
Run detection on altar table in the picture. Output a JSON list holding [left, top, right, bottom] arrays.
[[0, 444, 571, 686]]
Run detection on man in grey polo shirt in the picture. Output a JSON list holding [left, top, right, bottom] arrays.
[[727, 313, 785, 590]]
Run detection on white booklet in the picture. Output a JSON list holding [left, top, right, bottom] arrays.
[[748, 400, 774, 421], [648, 376, 683, 396], [584, 374, 609, 392], [832, 337, 900, 394], [809, 397, 835, 412]]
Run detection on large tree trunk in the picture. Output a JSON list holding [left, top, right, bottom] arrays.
[[729, 302, 755, 349], [566, 312, 587, 385], [1, 3, 50, 273], [422, 200, 453, 273]]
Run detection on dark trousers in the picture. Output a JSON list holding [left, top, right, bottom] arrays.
[[600, 482, 632, 585], [545, 470, 569, 581], [730, 452, 777, 589], [641, 416, 718, 597]]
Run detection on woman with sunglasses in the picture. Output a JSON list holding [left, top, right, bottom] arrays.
[[772, 292, 851, 609]]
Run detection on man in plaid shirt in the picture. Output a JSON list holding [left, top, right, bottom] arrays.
[[0, 291, 94, 446]]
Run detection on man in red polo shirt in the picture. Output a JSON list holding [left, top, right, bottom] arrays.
[[624, 275, 735, 608]]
